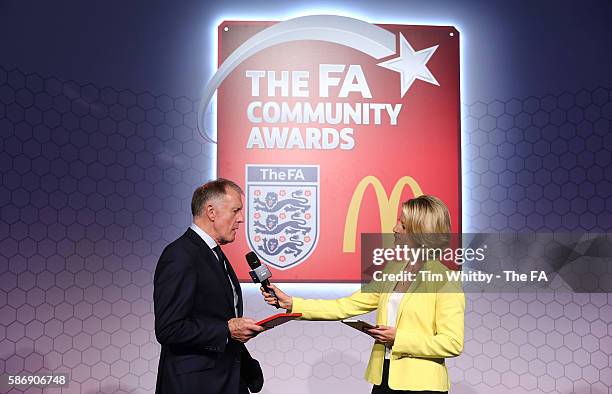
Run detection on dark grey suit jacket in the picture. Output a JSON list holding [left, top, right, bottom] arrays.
[[154, 228, 262, 394]]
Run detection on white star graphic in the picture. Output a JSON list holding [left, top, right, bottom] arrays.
[[377, 33, 440, 97]]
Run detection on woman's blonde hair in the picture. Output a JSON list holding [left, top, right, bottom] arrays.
[[401, 195, 451, 248]]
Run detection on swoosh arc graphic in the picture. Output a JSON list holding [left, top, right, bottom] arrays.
[[197, 14, 397, 143]]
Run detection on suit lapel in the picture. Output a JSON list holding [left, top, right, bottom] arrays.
[[378, 261, 420, 326], [394, 261, 426, 325], [184, 229, 235, 311]]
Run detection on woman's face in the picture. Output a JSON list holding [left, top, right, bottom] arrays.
[[393, 216, 409, 245], [393, 217, 406, 234]]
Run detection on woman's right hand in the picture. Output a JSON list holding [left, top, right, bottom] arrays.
[[260, 284, 293, 311]]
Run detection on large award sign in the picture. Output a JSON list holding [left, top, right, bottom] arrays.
[[205, 15, 461, 281]]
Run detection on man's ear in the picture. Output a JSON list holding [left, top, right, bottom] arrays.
[[205, 203, 215, 221]]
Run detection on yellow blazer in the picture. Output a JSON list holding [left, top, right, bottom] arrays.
[[292, 260, 465, 392]]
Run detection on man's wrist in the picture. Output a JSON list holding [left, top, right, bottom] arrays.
[[227, 319, 234, 340]]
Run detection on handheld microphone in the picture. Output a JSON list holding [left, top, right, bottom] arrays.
[[245, 251, 280, 308]]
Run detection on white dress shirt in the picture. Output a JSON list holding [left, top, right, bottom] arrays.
[[385, 292, 405, 359]]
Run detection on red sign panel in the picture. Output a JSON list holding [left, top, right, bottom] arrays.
[[215, 17, 461, 281]]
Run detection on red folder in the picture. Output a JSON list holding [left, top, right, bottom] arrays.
[[256, 313, 302, 329]]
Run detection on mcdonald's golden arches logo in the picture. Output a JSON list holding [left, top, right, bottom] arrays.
[[343, 176, 423, 252]]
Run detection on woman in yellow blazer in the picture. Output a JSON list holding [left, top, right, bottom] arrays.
[[261, 195, 465, 394]]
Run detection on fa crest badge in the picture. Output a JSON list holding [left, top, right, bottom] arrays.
[[246, 165, 319, 269]]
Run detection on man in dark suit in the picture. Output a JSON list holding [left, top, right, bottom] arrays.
[[154, 178, 264, 394]]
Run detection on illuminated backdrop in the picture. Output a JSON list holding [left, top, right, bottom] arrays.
[[1, 1, 611, 393]]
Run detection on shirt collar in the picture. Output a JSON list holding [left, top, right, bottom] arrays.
[[190, 223, 218, 251]]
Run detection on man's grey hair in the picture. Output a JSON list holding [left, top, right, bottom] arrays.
[[191, 178, 243, 217]]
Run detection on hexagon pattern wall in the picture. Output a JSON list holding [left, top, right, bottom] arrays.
[[0, 65, 611, 393]]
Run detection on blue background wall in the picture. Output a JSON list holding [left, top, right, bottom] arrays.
[[1, 1, 611, 393]]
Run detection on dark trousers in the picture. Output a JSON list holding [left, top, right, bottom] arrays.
[[371, 360, 448, 394]]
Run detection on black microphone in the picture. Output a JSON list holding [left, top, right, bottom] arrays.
[[245, 251, 280, 308]]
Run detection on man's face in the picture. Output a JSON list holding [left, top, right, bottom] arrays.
[[212, 188, 244, 245]]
